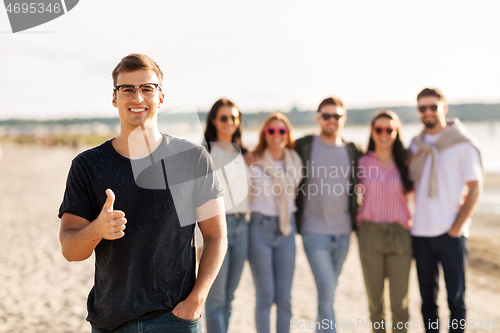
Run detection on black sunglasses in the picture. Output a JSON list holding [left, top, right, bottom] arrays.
[[319, 112, 342, 121], [219, 115, 240, 123], [418, 104, 439, 113]]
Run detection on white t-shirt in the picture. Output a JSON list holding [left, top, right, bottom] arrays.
[[210, 144, 250, 214], [195, 144, 250, 248], [249, 161, 297, 216], [410, 130, 482, 237]]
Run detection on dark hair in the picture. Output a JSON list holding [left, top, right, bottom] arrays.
[[367, 110, 413, 193], [203, 98, 245, 153], [112, 53, 164, 87], [253, 112, 295, 157], [317, 97, 344, 113], [417, 87, 445, 103]]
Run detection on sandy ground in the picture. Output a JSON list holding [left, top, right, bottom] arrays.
[[0, 143, 499, 333]]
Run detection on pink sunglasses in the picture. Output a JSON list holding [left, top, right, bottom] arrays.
[[265, 126, 288, 136]]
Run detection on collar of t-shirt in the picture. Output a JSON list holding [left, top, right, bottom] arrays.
[[274, 160, 284, 170], [423, 125, 450, 145], [315, 134, 345, 148]]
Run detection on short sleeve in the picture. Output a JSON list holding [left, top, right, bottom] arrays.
[[460, 144, 483, 184], [193, 147, 223, 208], [58, 159, 95, 221]]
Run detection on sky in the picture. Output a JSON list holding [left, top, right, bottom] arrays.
[[0, 0, 499, 119]]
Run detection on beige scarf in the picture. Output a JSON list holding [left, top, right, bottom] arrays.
[[409, 118, 483, 197], [259, 148, 303, 236]]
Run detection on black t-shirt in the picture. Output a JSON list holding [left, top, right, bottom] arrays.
[[59, 134, 223, 332]]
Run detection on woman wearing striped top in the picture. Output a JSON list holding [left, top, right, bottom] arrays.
[[356, 110, 413, 333]]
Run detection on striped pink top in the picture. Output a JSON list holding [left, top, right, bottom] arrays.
[[356, 151, 412, 230]]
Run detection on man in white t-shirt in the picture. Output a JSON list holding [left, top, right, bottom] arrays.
[[409, 88, 483, 333]]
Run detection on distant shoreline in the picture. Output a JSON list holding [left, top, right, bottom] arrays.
[[1, 102, 500, 126]]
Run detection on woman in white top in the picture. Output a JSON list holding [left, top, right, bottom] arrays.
[[248, 112, 303, 333], [202, 98, 250, 333]]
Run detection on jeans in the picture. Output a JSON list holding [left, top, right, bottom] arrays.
[[413, 233, 468, 333], [91, 311, 201, 333], [248, 213, 296, 333], [205, 214, 248, 333], [302, 233, 350, 333]]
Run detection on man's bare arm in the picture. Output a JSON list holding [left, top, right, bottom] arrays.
[[448, 180, 482, 237], [59, 189, 127, 261], [172, 197, 227, 320]]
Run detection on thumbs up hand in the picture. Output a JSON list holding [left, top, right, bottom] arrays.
[[95, 189, 127, 240]]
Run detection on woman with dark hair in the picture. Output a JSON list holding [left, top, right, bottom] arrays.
[[204, 98, 246, 154], [248, 112, 302, 333], [202, 98, 249, 333], [356, 110, 413, 333]]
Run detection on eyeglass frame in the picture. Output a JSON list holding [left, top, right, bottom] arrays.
[[265, 126, 289, 136], [114, 83, 162, 98], [417, 103, 442, 113], [219, 115, 240, 123], [373, 126, 395, 135], [318, 112, 343, 121]]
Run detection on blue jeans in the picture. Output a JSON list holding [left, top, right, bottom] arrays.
[[413, 233, 468, 333], [248, 213, 296, 333], [302, 233, 350, 333], [205, 214, 248, 333], [91, 311, 201, 333]]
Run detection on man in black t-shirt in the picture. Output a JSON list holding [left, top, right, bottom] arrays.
[[59, 54, 227, 333]]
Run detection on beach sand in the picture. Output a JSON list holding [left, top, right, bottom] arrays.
[[0, 143, 498, 333]]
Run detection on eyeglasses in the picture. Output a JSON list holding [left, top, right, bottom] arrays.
[[219, 115, 240, 123], [265, 126, 288, 136], [373, 127, 395, 135], [114, 83, 162, 98], [319, 112, 343, 121], [418, 104, 439, 113]]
